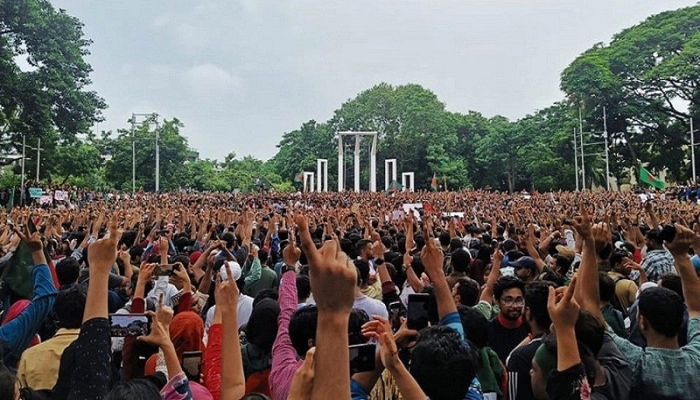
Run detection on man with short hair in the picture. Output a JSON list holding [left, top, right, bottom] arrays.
[[487, 276, 528, 363], [607, 248, 638, 317], [452, 277, 480, 307], [352, 262, 388, 319], [507, 281, 554, 400], [606, 225, 700, 399], [641, 228, 675, 282]]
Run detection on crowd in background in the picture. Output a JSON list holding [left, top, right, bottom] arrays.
[[0, 189, 697, 399]]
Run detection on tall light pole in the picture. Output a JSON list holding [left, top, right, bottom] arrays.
[[20, 135, 25, 206], [691, 117, 697, 184], [35, 138, 41, 182], [603, 107, 610, 191], [579, 107, 586, 190], [154, 115, 160, 192], [573, 128, 579, 191], [131, 115, 136, 194]]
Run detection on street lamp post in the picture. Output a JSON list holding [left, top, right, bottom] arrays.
[[20, 135, 25, 206]]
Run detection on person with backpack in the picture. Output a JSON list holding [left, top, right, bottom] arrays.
[[607, 249, 638, 318]]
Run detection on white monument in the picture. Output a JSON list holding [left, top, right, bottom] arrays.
[[337, 131, 378, 192], [303, 172, 315, 192], [401, 172, 415, 192], [384, 158, 397, 191], [316, 159, 328, 192]]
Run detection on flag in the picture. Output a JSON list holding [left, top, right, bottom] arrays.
[[385, 180, 403, 195], [0, 219, 57, 302], [294, 172, 303, 183], [430, 173, 438, 191], [639, 166, 665, 189]]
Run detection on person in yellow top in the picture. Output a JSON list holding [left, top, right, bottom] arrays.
[[17, 284, 86, 391], [607, 248, 639, 318]]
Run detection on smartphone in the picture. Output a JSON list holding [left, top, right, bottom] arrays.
[[155, 264, 176, 276], [407, 294, 438, 330], [109, 313, 151, 337], [349, 343, 376, 374], [182, 351, 202, 383], [389, 301, 404, 332]]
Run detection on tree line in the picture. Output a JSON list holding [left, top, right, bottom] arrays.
[[1, 1, 698, 192]]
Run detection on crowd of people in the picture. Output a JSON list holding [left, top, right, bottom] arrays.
[[0, 188, 698, 399]]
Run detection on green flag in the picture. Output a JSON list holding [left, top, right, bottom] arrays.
[[385, 180, 403, 195], [1, 219, 40, 299], [639, 166, 665, 189]]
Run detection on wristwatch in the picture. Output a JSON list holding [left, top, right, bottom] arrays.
[[282, 264, 296, 274]]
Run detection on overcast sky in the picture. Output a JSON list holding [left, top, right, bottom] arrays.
[[49, 0, 695, 161]]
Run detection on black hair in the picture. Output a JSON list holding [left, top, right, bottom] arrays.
[[289, 305, 318, 357], [258, 248, 269, 265], [608, 248, 628, 270], [55, 284, 88, 329], [493, 276, 525, 301], [119, 230, 138, 249], [598, 272, 616, 303], [129, 246, 145, 259], [658, 273, 684, 302], [524, 281, 555, 331], [296, 275, 311, 302], [0, 369, 15, 400], [450, 249, 471, 274], [354, 260, 370, 286], [457, 305, 489, 349], [356, 239, 373, 255], [222, 232, 236, 249], [552, 254, 573, 276], [106, 379, 161, 399], [454, 278, 479, 307], [171, 254, 190, 269], [56, 257, 80, 286], [449, 238, 463, 253], [410, 325, 477, 400], [381, 236, 394, 251], [253, 288, 279, 308], [638, 286, 684, 338], [438, 232, 451, 247], [537, 270, 565, 287]]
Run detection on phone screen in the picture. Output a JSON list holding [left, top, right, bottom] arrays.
[[109, 314, 151, 337], [182, 351, 202, 383], [407, 294, 438, 330], [349, 343, 376, 374], [155, 264, 175, 276], [389, 301, 404, 332]]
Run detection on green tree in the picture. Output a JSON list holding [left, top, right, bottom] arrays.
[[561, 5, 700, 183], [0, 0, 105, 175], [105, 117, 188, 192]]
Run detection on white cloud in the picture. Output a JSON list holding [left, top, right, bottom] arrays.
[[181, 64, 243, 97]]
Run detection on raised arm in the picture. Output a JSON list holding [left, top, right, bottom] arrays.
[[570, 204, 605, 324], [669, 225, 700, 317], [421, 226, 456, 319], [297, 214, 356, 400]]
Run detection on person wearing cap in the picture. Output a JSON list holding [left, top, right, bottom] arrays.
[[509, 256, 538, 284]]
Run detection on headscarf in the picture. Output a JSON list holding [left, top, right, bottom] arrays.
[[169, 311, 205, 361], [246, 298, 280, 352]]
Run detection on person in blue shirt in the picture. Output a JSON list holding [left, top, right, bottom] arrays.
[[0, 227, 57, 369]]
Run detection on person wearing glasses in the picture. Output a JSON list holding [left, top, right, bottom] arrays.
[[487, 276, 528, 363]]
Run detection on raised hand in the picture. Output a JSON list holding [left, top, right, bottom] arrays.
[[215, 263, 239, 314], [421, 229, 444, 280], [88, 213, 121, 273], [296, 213, 356, 314], [547, 276, 580, 329], [283, 230, 301, 266], [571, 202, 592, 240]]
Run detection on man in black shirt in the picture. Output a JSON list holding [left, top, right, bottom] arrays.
[[487, 276, 528, 363], [507, 281, 555, 400]]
